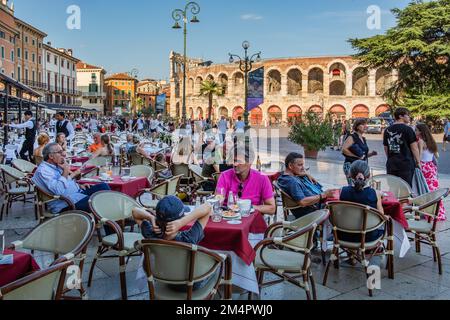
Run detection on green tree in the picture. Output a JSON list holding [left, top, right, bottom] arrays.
[[349, 0, 450, 119], [199, 80, 224, 121]]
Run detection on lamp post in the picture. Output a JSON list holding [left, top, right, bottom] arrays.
[[171, 1, 200, 123], [228, 41, 261, 132]]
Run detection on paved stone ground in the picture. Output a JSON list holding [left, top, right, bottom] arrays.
[[1, 160, 449, 300], [253, 127, 450, 175]]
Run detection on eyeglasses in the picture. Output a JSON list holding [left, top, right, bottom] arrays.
[[238, 183, 243, 198], [51, 150, 65, 155]]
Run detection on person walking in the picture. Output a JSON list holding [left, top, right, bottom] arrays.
[[383, 107, 421, 187], [8, 111, 38, 162], [443, 119, 450, 152], [416, 123, 446, 221], [342, 118, 377, 185]]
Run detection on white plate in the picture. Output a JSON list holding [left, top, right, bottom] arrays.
[[227, 220, 242, 225], [222, 212, 240, 219], [72, 163, 82, 167]]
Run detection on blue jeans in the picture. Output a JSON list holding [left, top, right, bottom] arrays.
[[75, 183, 111, 213]]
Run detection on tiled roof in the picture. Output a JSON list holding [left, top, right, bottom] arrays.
[[76, 61, 103, 70], [105, 73, 137, 81]]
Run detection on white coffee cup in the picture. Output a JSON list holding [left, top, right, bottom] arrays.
[[100, 173, 109, 180], [238, 199, 252, 217]]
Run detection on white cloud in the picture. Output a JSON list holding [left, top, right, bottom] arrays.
[[241, 14, 263, 21]]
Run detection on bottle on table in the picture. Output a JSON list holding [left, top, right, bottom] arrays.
[[228, 191, 235, 208], [256, 155, 262, 172]]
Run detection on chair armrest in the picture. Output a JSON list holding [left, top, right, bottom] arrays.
[[264, 222, 283, 238]]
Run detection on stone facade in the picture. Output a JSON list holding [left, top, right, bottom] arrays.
[[170, 52, 396, 124], [76, 62, 107, 114]]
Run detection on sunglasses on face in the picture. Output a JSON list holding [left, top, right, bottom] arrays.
[[238, 183, 243, 198]]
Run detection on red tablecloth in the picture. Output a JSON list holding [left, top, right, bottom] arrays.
[[329, 190, 408, 229], [71, 156, 90, 164], [79, 176, 150, 198], [0, 250, 40, 287], [184, 212, 268, 266]]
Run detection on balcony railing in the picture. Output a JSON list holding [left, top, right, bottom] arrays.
[[21, 80, 82, 95], [82, 91, 106, 98]]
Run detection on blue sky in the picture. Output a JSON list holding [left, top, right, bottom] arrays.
[[14, 0, 411, 80]]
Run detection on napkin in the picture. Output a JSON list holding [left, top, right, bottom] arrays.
[[0, 254, 14, 265]]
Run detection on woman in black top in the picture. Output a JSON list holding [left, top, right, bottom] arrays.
[[342, 118, 377, 185]]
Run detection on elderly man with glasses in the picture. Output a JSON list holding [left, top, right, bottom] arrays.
[[32, 142, 111, 214], [215, 143, 276, 216]]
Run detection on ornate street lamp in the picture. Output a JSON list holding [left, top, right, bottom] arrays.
[[171, 2, 200, 122], [228, 41, 261, 132]]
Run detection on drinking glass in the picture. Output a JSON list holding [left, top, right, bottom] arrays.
[[0, 230, 5, 259], [211, 208, 223, 223], [121, 167, 131, 178]]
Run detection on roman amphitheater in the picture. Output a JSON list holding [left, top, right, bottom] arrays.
[[169, 52, 396, 125]]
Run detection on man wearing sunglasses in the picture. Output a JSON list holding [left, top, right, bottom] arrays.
[[215, 144, 276, 216], [32, 142, 111, 215]]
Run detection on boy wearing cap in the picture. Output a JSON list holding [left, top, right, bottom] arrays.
[[132, 196, 212, 244]]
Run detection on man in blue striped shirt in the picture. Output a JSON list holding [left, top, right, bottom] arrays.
[[32, 142, 110, 214]]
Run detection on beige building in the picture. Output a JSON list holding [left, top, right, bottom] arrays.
[[137, 79, 169, 111], [42, 43, 80, 106], [169, 51, 395, 124], [76, 61, 107, 114]]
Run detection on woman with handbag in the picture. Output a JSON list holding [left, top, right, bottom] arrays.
[[416, 123, 446, 220], [342, 118, 377, 185]]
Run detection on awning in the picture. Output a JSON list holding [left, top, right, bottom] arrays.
[[40, 103, 101, 113], [0, 73, 42, 98]]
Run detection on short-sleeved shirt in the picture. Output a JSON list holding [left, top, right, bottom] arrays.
[[141, 220, 205, 244], [216, 169, 274, 206], [277, 174, 323, 219], [445, 123, 450, 136], [383, 123, 417, 172]]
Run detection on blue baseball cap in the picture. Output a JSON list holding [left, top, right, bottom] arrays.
[[155, 196, 191, 222]]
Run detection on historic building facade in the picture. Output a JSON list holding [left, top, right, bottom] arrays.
[[42, 44, 80, 106], [104, 73, 138, 115], [169, 51, 396, 125], [137, 79, 170, 112], [76, 61, 107, 114]]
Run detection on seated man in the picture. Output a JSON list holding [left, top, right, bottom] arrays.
[[132, 195, 211, 243], [277, 152, 337, 219], [88, 133, 102, 153], [32, 142, 111, 214], [215, 144, 276, 216]]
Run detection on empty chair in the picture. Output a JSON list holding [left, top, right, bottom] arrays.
[[254, 209, 330, 300], [134, 239, 232, 300], [0, 164, 35, 221], [8, 211, 95, 299], [136, 174, 183, 209], [130, 153, 151, 166], [404, 188, 450, 274], [85, 156, 111, 168], [189, 164, 215, 198], [0, 261, 73, 301], [323, 201, 394, 297], [369, 174, 413, 202], [12, 159, 37, 175], [88, 191, 145, 300], [130, 165, 154, 184]]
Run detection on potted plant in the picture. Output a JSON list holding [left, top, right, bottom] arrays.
[[288, 111, 334, 159]]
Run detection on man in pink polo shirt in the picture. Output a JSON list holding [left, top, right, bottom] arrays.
[[216, 144, 276, 216]]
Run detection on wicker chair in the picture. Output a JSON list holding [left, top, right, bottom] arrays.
[[85, 156, 112, 168], [323, 201, 394, 297], [130, 153, 151, 166], [136, 174, 183, 209], [134, 239, 233, 300], [0, 261, 73, 301], [189, 164, 215, 198], [0, 165, 35, 221], [272, 181, 303, 221], [8, 211, 95, 299], [171, 163, 192, 188], [130, 165, 154, 184], [403, 188, 450, 274], [254, 209, 330, 300], [33, 184, 76, 223], [12, 159, 37, 175], [368, 174, 413, 203], [87, 191, 145, 300]]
